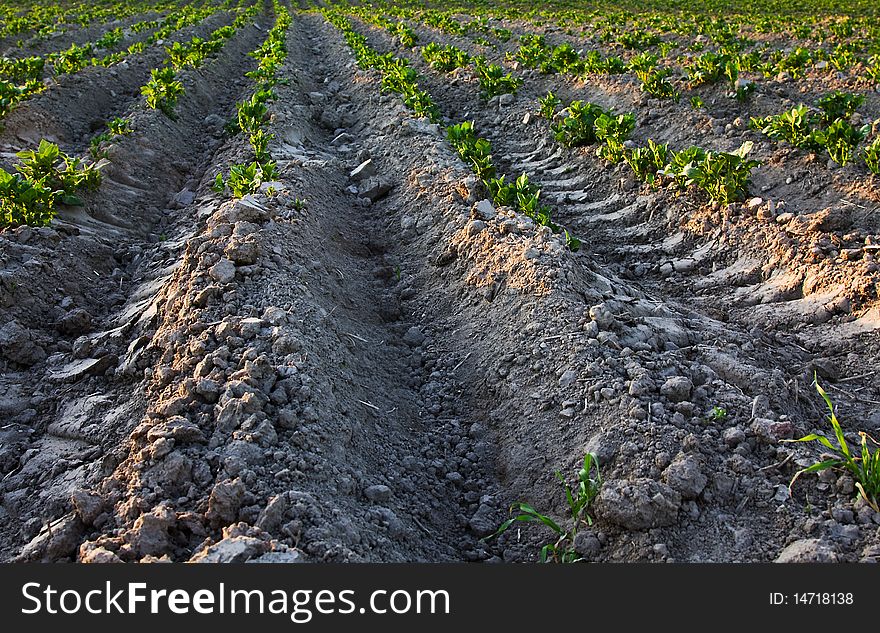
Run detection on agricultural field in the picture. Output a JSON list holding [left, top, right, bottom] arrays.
[[0, 0, 878, 565]]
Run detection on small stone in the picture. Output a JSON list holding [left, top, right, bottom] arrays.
[[660, 376, 693, 403], [574, 530, 601, 559], [225, 239, 260, 265], [588, 304, 615, 330], [349, 160, 377, 182], [499, 93, 515, 106], [209, 258, 236, 283], [358, 177, 393, 202], [56, 308, 92, 336], [628, 375, 654, 397], [189, 535, 267, 563], [466, 220, 487, 236], [206, 479, 246, 526], [174, 189, 196, 207], [247, 550, 303, 564], [474, 199, 496, 220], [0, 319, 46, 366], [468, 503, 496, 537], [723, 427, 746, 447], [596, 478, 681, 530], [403, 326, 425, 347], [364, 484, 392, 503], [775, 538, 838, 563], [71, 490, 104, 525], [663, 454, 707, 499], [584, 431, 618, 465], [751, 418, 794, 442], [50, 355, 116, 381], [559, 369, 578, 388]]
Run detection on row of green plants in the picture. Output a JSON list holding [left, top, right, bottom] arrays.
[[1, 1, 256, 227], [323, 9, 441, 123], [540, 93, 760, 205], [0, 3, 229, 119], [326, 8, 579, 248], [0, 0, 178, 39], [142, 2, 260, 118], [399, 2, 880, 98], [365, 12, 522, 99], [446, 120, 580, 249], [750, 91, 880, 170], [213, 2, 292, 198]]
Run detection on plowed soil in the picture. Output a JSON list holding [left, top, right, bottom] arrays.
[[1, 5, 878, 563]]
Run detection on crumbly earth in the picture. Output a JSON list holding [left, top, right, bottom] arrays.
[[0, 7, 878, 564]]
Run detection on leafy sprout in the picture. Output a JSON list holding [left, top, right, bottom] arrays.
[[486, 453, 602, 563], [784, 378, 880, 513]]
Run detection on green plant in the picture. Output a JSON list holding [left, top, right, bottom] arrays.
[[640, 67, 680, 100], [1, 139, 101, 227], [249, 128, 274, 163], [0, 55, 44, 81], [750, 105, 820, 150], [686, 51, 730, 87], [0, 168, 53, 227], [474, 57, 522, 98], [89, 132, 111, 159], [625, 139, 669, 185], [816, 91, 865, 125], [710, 406, 728, 421], [166, 41, 193, 68], [447, 121, 496, 180], [487, 453, 602, 563], [95, 27, 123, 49], [538, 90, 561, 119], [237, 95, 269, 134], [51, 42, 92, 74], [107, 117, 132, 136], [662, 142, 759, 204], [863, 137, 880, 174], [785, 380, 880, 513], [551, 100, 606, 147], [690, 95, 705, 109], [421, 42, 470, 72], [16, 139, 101, 205], [594, 112, 635, 163], [224, 161, 277, 198], [141, 67, 184, 117], [391, 21, 418, 48], [812, 119, 869, 166]]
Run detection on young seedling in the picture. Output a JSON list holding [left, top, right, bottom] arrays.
[[486, 453, 602, 563], [625, 139, 669, 186], [538, 91, 561, 119], [709, 406, 728, 421], [863, 137, 880, 174], [812, 119, 869, 166], [142, 67, 184, 118], [784, 379, 880, 512], [816, 91, 865, 125]]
